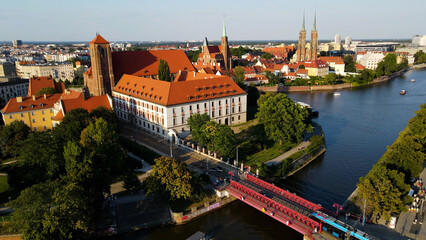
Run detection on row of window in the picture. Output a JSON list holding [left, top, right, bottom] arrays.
[[9, 109, 53, 119]]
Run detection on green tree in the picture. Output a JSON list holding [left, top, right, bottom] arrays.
[[144, 156, 193, 200], [256, 93, 312, 145], [123, 172, 142, 194], [264, 70, 279, 85], [158, 59, 171, 82], [261, 52, 273, 60], [358, 165, 409, 216], [343, 55, 356, 72], [185, 49, 201, 62], [234, 66, 245, 86], [89, 106, 119, 131], [53, 108, 91, 144], [397, 58, 409, 71], [376, 53, 398, 76], [35, 87, 56, 96], [298, 64, 305, 69], [414, 50, 426, 64], [0, 120, 30, 157], [211, 124, 236, 158], [18, 131, 63, 180], [187, 113, 210, 142]]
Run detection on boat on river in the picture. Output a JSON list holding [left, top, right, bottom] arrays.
[[334, 92, 341, 96], [411, 79, 416, 82], [400, 90, 406, 95]]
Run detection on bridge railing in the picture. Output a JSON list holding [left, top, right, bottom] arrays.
[[230, 181, 320, 230], [246, 174, 322, 212]]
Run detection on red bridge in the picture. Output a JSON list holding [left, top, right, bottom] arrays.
[[227, 174, 331, 237]]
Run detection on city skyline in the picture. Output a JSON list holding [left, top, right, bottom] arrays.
[[1, 0, 425, 42]]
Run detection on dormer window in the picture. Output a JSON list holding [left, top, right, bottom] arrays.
[[39, 103, 43, 107], [19, 105, 23, 110], [204, 87, 208, 90], [30, 104, 34, 108], [196, 88, 200, 92], [151, 88, 154, 92]]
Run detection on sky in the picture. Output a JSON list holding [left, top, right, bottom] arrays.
[[1, 0, 425, 42]]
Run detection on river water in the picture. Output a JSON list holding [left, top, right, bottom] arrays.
[[122, 69, 426, 240]]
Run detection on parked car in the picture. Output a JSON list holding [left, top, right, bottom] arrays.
[[389, 214, 398, 229]]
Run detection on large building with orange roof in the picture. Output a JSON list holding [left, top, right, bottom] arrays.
[[84, 34, 195, 97], [112, 72, 247, 142]]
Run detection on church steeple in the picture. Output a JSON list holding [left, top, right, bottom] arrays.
[[313, 11, 317, 31], [222, 19, 227, 37], [302, 10, 305, 31], [203, 37, 208, 47]]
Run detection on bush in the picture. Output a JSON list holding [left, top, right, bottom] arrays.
[[118, 136, 160, 165]]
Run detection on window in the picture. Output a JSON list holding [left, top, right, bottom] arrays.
[[42, 110, 45, 114], [32, 119, 36, 123], [43, 118, 46, 121], [226, 99, 228, 104], [9, 115, 12, 119], [204, 103, 207, 108], [212, 102, 214, 106], [197, 104, 199, 109], [181, 107, 184, 112], [239, 106, 241, 112], [20, 113, 24, 117], [34, 127, 37, 131], [212, 111, 215, 117], [238, 116, 241, 120], [173, 118, 176, 126], [189, 105, 192, 111], [182, 117, 184, 124], [43, 126, 47, 130], [219, 101, 221, 106], [219, 110, 222, 116], [31, 112, 35, 116], [173, 108, 175, 114]]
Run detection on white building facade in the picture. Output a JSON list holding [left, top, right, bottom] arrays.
[[16, 62, 74, 81], [358, 52, 385, 70], [112, 74, 247, 142]]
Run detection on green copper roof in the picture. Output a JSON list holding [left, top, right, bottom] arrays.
[[203, 37, 208, 46]]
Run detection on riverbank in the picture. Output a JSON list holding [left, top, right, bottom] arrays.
[[257, 67, 411, 93]]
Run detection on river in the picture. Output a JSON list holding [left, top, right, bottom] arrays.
[[121, 68, 426, 240]]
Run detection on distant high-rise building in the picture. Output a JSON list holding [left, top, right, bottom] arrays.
[[12, 40, 22, 47], [335, 34, 341, 44], [345, 36, 352, 45], [412, 35, 426, 46]]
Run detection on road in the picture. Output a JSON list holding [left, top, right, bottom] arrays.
[[120, 124, 239, 185]]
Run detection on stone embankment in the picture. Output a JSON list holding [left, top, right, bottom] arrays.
[[257, 68, 410, 93]]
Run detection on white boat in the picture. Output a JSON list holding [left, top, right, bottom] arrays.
[[334, 92, 341, 96], [400, 90, 406, 95], [411, 79, 416, 82]]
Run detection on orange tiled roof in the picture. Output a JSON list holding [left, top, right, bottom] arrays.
[[111, 50, 195, 80], [53, 95, 111, 121], [319, 56, 345, 65], [113, 74, 246, 106], [52, 110, 64, 121], [61, 89, 83, 100], [355, 64, 366, 70], [28, 77, 56, 96], [296, 69, 308, 75], [89, 34, 109, 44], [1, 94, 62, 114]]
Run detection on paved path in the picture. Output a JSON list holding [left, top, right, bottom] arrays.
[[110, 152, 153, 195], [264, 141, 311, 166]]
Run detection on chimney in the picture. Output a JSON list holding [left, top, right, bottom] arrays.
[[32, 95, 36, 101], [193, 71, 196, 78], [179, 70, 181, 75], [44, 94, 47, 99], [17, 97, 22, 103]]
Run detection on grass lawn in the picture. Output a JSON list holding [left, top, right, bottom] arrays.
[[245, 142, 294, 166], [0, 176, 9, 193]]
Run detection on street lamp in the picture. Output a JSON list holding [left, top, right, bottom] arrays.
[[333, 203, 343, 216]]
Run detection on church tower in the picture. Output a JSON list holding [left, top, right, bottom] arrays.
[[220, 20, 232, 70], [84, 34, 115, 97], [297, 11, 307, 62], [310, 12, 318, 60]]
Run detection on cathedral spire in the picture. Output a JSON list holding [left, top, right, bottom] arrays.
[[203, 37, 208, 46], [302, 10, 305, 31], [313, 11, 317, 31], [222, 19, 227, 37]]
